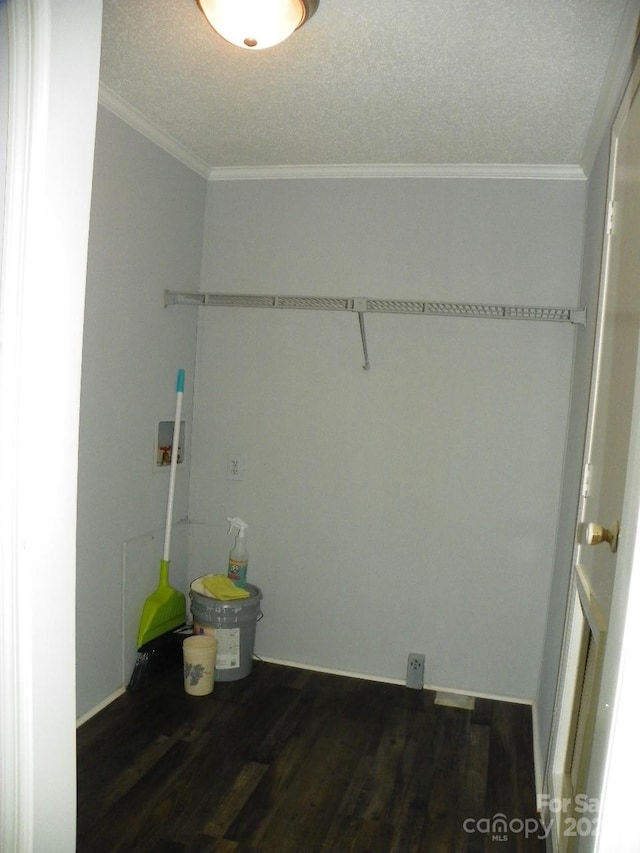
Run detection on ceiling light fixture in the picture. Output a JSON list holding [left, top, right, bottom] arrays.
[[197, 0, 319, 50]]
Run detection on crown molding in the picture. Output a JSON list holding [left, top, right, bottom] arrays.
[[97, 85, 586, 183], [98, 84, 211, 178], [207, 162, 586, 181]]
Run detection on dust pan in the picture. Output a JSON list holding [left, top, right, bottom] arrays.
[[137, 559, 186, 647], [136, 369, 186, 648]]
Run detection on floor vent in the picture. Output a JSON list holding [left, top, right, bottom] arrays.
[[434, 691, 476, 710]]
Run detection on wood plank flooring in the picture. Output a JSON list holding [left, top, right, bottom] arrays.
[[76, 660, 546, 852]]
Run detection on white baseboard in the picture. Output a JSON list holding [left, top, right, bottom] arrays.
[[258, 656, 533, 706], [257, 655, 407, 686], [76, 687, 126, 728]]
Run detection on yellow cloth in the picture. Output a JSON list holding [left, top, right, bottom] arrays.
[[201, 574, 250, 600]]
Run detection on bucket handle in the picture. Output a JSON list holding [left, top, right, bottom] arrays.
[[257, 610, 264, 622]]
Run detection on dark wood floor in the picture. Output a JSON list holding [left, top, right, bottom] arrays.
[[77, 660, 546, 852]]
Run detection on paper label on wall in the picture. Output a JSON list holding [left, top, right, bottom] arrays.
[[215, 627, 240, 670]]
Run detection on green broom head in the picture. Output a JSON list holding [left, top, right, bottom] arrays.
[[137, 559, 186, 648]]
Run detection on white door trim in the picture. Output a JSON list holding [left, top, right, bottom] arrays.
[[0, 3, 51, 849], [0, 1, 101, 850]]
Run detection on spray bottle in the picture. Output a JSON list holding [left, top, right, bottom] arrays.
[[226, 517, 248, 587]]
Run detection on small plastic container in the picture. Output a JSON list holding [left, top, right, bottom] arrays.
[[183, 634, 217, 696]]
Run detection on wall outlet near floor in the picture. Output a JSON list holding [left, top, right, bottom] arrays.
[[406, 652, 425, 690]]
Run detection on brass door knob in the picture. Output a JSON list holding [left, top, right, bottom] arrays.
[[586, 521, 619, 553]]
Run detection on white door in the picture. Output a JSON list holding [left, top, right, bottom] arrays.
[[547, 59, 640, 852]]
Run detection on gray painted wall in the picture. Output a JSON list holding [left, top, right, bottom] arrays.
[[189, 177, 586, 699], [76, 107, 206, 717]]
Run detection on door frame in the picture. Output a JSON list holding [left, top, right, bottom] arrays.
[[0, 2, 101, 850], [545, 55, 640, 852]]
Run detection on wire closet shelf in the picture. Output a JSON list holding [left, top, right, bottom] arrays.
[[164, 290, 587, 370]]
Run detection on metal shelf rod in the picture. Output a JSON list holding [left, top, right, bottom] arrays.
[[165, 290, 586, 370], [164, 290, 586, 326]]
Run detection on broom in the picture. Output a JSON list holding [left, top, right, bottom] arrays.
[[127, 369, 188, 691]]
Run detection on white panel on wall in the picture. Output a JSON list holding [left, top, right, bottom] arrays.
[[190, 174, 584, 700]]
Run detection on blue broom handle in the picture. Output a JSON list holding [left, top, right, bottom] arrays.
[[163, 370, 184, 562]]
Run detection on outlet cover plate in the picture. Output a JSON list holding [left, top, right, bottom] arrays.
[[227, 453, 244, 481], [406, 653, 425, 690]]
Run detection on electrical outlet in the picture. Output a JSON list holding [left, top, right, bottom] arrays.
[[227, 454, 244, 481], [406, 653, 425, 690]]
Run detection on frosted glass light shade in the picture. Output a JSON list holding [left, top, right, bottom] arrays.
[[198, 0, 315, 50]]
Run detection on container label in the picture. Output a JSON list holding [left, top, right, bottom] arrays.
[[215, 627, 241, 670], [228, 560, 248, 586]]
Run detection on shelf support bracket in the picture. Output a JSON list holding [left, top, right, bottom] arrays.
[[354, 298, 370, 370]]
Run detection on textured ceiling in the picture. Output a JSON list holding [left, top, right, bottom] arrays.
[[99, 0, 630, 176]]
